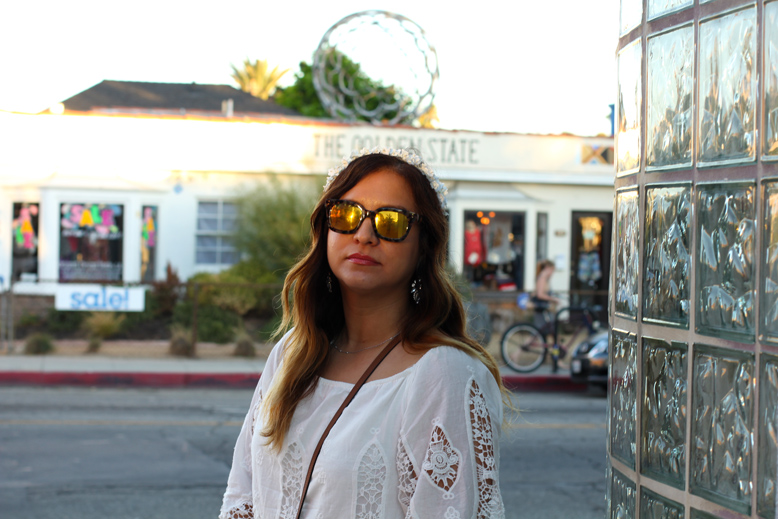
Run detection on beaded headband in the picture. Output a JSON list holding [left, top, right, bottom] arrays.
[[324, 147, 448, 212]]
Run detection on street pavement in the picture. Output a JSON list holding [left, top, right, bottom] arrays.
[[0, 387, 607, 519], [0, 352, 590, 392]]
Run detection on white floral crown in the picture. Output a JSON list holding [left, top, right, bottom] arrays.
[[324, 147, 448, 212]]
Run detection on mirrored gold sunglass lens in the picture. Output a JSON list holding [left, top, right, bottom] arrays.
[[375, 211, 409, 239], [330, 203, 362, 231]]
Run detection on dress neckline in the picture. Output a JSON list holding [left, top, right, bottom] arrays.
[[317, 348, 430, 388]]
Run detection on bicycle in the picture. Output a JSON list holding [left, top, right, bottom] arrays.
[[500, 305, 602, 373]]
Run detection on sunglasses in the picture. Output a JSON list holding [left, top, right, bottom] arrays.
[[325, 199, 420, 242]]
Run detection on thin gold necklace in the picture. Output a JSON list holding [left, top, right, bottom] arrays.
[[330, 332, 401, 354]]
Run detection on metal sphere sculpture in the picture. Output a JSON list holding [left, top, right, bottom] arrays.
[[312, 10, 439, 126]]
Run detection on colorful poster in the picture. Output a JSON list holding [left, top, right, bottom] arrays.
[[59, 203, 124, 282], [12, 203, 39, 281], [141, 205, 157, 282]]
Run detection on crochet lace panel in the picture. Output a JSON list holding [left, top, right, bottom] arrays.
[[280, 442, 304, 519], [422, 422, 461, 496], [220, 501, 254, 519], [468, 379, 504, 519], [355, 441, 387, 519], [396, 437, 418, 517]]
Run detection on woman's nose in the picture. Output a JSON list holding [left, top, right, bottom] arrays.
[[353, 216, 379, 244]]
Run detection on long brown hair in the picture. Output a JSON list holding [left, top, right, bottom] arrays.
[[261, 152, 508, 450]]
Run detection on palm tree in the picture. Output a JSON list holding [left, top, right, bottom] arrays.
[[231, 59, 289, 100], [417, 104, 439, 129]]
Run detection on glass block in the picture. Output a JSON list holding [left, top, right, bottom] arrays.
[[690, 345, 755, 514], [648, 0, 692, 20], [698, 8, 757, 165], [766, 2, 778, 158], [620, 0, 642, 35], [696, 183, 756, 342], [610, 468, 636, 519], [643, 185, 691, 327], [642, 338, 688, 489], [647, 26, 693, 170], [757, 354, 778, 518], [640, 487, 684, 519], [618, 40, 642, 175], [690, 510, 719, 519], [762, 182, 778, 340], [606, 461, 612, 517], [615, 190, 639, 318], [610, 330, 637, 467]]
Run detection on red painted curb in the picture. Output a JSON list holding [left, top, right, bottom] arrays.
[[0, 371, 261, 388], [502, 375, 588, 392], [0, 371, 587, 392]]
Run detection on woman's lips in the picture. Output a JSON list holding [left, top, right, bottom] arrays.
[[347, 253, 380, 266]]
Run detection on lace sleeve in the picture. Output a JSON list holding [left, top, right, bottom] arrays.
[[219, 334, 291, 519], [219, 385, 262, 519], [398, 347, 505, 519]]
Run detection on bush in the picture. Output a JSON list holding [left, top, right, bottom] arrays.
[[232, 179, 318, 275], [119, 292, 160, 330], [82, 312, 125, 353], [232, 327, 256, 358], [44, 309, 85, 336], [24, 333, 54, 355], [168, 324, 195, 357], [172, 301, 241, 344], [18, 312, 43, 329], [150, 263, 183, 316]]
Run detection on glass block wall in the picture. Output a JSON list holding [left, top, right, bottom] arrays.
[[610, 1, 778, 518]]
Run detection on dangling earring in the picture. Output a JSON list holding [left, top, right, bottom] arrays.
[[326, 272, 333, 293], [410, 278, 422, 305]]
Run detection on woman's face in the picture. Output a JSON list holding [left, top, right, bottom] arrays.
[[327, 168, 421, 299]]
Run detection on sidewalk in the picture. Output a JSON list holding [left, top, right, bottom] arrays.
[[0, 342, 588, 392]]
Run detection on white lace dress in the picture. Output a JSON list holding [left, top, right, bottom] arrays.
[[220, 333, 505, 519]]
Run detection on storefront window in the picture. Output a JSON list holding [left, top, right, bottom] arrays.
[[463, 210, 525, 291], [12, 202, 39, 282], [141, 205, 157, 282], [59, 203, 124, 282], [570, 211, 612, 315]]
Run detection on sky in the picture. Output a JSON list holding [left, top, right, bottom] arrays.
[[0, 0, 620, 137]]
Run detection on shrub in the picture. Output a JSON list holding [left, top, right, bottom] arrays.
[[18, 312, 43, 328], [82, 312, 125, 353], [172, 301, 241, 344], [24, 333, 54, 355], [119, 291, 159, 331], [232, 327, 256, 358], [44, 309, 85, 336], [168, 324, 195, 357], [232, 179, 318, 275], [150, 263, 183, 316]]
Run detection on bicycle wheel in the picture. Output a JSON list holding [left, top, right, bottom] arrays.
[[500, 323, 547, 373]]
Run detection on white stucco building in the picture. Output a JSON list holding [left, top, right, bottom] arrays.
[[0, 91, 614, 308]]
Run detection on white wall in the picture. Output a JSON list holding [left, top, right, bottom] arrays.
[[0, 111, 615, 294]]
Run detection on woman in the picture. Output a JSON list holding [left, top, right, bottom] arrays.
[[531, 259, 561, 331], [220, 148, 508, 519]]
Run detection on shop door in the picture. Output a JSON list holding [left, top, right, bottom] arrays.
[[569, 211, 612, 321]]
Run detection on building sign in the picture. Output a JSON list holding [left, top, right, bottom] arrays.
[[311, 132, 480, 165], [141, 205, 157, 282], [59, 203, 124, 282], [12, 202, 39, 281], [55, 284, 146, 312]]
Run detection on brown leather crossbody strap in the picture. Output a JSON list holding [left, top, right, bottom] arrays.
[[294, 334, 403, 519]]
